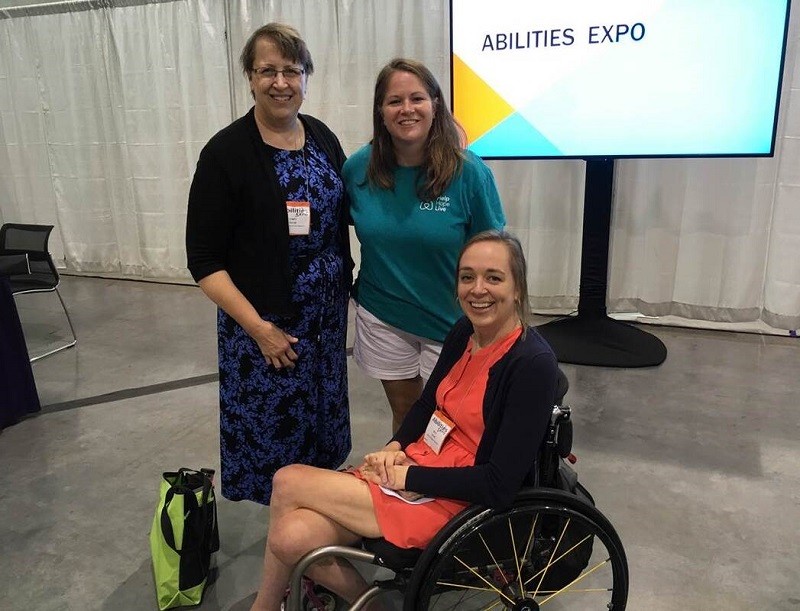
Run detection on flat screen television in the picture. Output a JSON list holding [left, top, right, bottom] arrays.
[[450, 0, 792, 159]]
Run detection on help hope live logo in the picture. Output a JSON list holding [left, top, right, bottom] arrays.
[[419, 195, 451, 212]]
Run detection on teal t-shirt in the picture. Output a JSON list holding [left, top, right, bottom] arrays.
[[343, 145, 505, 342]]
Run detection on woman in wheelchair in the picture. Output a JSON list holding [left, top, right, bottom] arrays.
[[251, 230, 559, 610]]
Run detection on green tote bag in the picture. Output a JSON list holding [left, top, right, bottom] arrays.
[[150, 468, 220, 610]]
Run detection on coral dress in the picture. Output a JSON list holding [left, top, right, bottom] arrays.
[[367, 327, 522, 549]]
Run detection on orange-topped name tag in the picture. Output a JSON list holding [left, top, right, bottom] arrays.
[[287, 200, 310, 235], [423, 409, 455, 454]]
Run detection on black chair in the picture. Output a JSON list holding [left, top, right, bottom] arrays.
[[286, 371, 629, 610], [0, 223, 77, 361], [0, 253, 30, 276]]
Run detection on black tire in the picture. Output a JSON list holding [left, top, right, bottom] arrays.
[[405, 489, 628, 610]]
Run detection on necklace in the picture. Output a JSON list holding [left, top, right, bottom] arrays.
[[296, 122, 309, 202], [263, 121, 311, 237], [472, 319, 522, 351], [256, 113, 304, 150]]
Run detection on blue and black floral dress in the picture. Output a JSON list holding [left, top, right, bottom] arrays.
[[216, 135, 351, 505]]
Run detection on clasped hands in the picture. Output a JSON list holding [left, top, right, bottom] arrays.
[[359, 447, 411, 491]]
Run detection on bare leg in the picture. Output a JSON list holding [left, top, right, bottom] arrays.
[[250, 465, 382, 611], [381, 376, 423, 433]]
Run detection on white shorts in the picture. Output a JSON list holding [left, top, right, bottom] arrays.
[[353, 303, 443, 381]]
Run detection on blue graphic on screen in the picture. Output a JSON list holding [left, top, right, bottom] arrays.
[[472, 112, 562, 157]]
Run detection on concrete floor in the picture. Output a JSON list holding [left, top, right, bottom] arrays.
[[1, 275, 798, 610]]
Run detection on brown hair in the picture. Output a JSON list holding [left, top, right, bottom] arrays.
[[367, 58, 463, 202], [239, 23, 314, 77], [457, 230, 530, 333]]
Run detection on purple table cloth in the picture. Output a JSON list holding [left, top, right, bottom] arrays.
[[0, 276, 41, 429]]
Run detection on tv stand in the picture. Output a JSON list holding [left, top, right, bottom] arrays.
[[536, 158, 667, 367]]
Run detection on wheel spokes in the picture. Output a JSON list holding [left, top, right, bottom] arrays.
[[422, 502, 622, 610], [478, 532, 509, 587], [537, 557, 611, 605], [507, 517, 526, 597], [521, 512, 539, 562], [532, 516, 572, 597], [523, 533, 594, 587], [451, 555, 515, 605]]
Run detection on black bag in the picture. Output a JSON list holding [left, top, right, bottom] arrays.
[[532, 460, 595, 592]]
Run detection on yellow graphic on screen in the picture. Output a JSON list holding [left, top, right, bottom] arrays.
[[453, 55, 515, 145]]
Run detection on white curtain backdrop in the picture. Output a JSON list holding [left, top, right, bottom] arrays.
[[0, 0, 797, 330], [609, 4, 800, 330], [0, 0, 229, 276]]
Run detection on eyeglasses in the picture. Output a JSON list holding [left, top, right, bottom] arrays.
[[252, 66, 305, 81]]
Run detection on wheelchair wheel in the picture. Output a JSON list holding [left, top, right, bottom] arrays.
[[407, 489, 628, 610]]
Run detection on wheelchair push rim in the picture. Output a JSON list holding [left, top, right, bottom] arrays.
[[407, 490, 628, 610]]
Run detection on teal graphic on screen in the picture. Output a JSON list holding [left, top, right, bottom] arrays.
[[452, 0, 790, 158]]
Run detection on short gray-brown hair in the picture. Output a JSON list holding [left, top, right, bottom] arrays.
[[239, 22, 314, 77]]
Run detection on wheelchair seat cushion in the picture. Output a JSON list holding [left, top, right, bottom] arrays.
[[362, 537, 422, 572]]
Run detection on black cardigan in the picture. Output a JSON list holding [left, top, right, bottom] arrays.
[[396, 317, 558, 509], [185, 108, 352, 317]]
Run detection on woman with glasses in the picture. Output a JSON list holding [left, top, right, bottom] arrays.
[[343, 59, 505, 434], [186, 23, 352, 506]]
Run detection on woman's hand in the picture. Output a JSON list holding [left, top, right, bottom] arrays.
[[380, 464, 409, 491], [251, 320, 299, 369], [359, 461, 409, 491], [360, 448, 411, 488], [196, 272, 299, 369]]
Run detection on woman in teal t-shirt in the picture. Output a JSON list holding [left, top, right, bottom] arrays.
[[343, 58, 505, 432]]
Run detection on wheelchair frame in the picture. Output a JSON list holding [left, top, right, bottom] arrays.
[[286, 401, 628, 610]]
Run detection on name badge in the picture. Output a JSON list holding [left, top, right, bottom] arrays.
[[423, 409, 455, 454], [287, 201, 310, 235]]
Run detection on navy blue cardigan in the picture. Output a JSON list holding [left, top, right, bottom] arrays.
[[396, 317, 558, 509], [186, 108, 352, 317]]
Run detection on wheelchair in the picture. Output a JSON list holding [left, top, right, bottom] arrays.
[[286, 371, 629, 610]]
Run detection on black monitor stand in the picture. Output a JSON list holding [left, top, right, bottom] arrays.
[[536, 158, 667, 367]]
